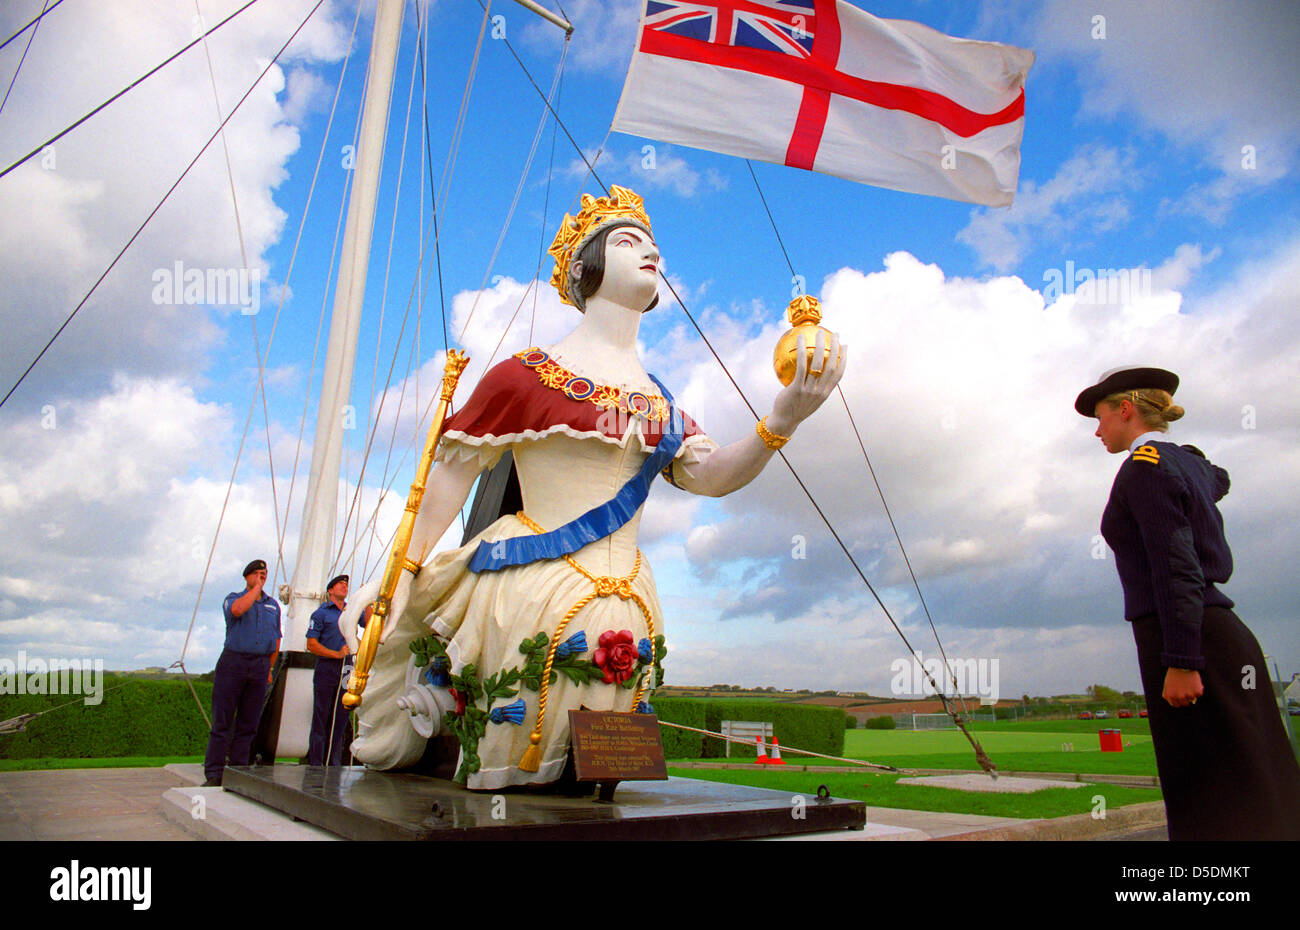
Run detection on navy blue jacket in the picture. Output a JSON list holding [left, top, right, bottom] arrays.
[[1101, 439, 1234, 669]]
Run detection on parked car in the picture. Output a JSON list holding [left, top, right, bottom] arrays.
[[1077, 711, 1094, 719], [1095, 710, 1110, 719], [1117, 709, 1133, 718], [1138, 709, 1149, 717]]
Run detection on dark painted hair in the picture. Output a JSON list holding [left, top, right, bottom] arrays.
[[571, 223, 659, 312]]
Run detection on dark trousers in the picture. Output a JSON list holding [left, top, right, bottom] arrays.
[[308, 658, 349, 767], [204, 650, 270, 781], [1133, 606, 1300, 840]]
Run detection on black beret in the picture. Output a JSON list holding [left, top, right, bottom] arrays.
[[326, 574, 349, 592], [242, 559, 267, 577], [1074, 366, 1179, 416]]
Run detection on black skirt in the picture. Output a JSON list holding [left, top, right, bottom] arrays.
[[1132, 606, 1300, 840]]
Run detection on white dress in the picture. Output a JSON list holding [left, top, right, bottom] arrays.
[[350, 349, 715, 789]]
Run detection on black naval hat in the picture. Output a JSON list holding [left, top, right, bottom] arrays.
[[242, 559, 267, 577], [326, 574, 349, 592], [1074, 366, 1179, 416]]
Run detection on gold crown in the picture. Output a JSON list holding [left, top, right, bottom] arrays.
[[548, 185, 653, 306]]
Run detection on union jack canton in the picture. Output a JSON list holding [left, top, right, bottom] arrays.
[[644, 0, 817, 58]]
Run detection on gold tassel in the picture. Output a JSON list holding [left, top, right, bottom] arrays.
[[518, 732, 542, 772]]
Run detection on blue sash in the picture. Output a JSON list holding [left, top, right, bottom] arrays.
[[467, 373, 684, 573]]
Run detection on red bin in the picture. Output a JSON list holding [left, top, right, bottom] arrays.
[[1099, 728, 1123, 752]]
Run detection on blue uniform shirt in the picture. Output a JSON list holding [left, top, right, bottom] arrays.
[[307, 601, 346, 653], [222, 589, 282, 654]]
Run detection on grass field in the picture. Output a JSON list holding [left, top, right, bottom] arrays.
[[0, 755, 204, 772], [839, 720, 1159, 776], [667, 767, 1164, 819], [669, 717, 1166, 817]]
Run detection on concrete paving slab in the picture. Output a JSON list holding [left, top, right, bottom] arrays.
[[162, 787, 341, 841], [766, 821, 931, 841], [944, 801, 1167, 841], [858, 805, 1032, 838], [0, 767, 195, 842], [896, 773, 1090, 793], [0, 765, 1165, 842], [164, 763, 206, 786]]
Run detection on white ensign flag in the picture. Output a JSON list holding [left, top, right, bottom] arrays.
[[612, 0, 1035, 206]]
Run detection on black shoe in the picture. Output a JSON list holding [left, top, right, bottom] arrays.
[[201, 777, 222, 787]]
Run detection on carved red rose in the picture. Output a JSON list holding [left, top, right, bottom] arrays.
[[449, 686, 467, 717], [593, 629, 639, 685]]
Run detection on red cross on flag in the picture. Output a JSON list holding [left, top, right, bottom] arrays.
[[612, 0, 1035, 206]]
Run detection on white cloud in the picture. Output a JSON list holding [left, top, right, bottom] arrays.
[[567, 145, 730, 199], [957, 144, 1139, 270], [519, 0, 643, 75], [1030, 0, 1300, 220], [644, 239, 1300, 690], [0, 0, 350, 408]]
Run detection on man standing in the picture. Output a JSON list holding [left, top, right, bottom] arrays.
[[306, 574, 356, 767], [203, 560, 281, 787]]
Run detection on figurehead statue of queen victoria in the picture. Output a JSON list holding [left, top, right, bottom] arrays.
[[341, 185, 847, 789]]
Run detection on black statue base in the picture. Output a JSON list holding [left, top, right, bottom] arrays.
[[222, 765, 866, 841]]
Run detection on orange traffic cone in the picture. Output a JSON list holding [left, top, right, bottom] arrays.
[[768, 736, 786, 765], [754, 735, 768, 765]]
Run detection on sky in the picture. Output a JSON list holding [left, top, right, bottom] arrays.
[[0, 0, 1297, 703]]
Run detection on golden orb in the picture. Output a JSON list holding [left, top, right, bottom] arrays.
[[773, 295, 835, 386]]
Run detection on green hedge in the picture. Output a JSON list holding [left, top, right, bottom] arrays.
[[2, 676, 849, 764], [864, 715, 896, 730], [652, 697, 844, 760], [0, 675, 213, 759]]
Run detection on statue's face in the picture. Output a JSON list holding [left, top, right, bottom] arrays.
[[593, 225, 660, 312]]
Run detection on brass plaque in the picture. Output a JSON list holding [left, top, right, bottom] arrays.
[[568, 711, 668, 782]]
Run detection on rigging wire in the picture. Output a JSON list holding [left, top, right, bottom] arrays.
[[0, 0, 284, 412], [0, 0, 62, 53], [345, 10, 570, 581], [346, 0, 432, 581], [272, 0, 368, 595], [487, 24, 993, 772], [455, 36, 570, 347], [334, 0, 503, 576], [743, 158, 965, 706], [530, 72, 561, 347], [436, 0, 492, 218], [414, 0, 450, 362], [192, 0, 289, 594], [0, 0, 50, 120], [0, 0, 260, 182], [156, 0, 332, 671]]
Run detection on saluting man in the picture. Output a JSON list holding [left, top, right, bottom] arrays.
[[306, 574, 367, 766], [203, 559, 281, 787]]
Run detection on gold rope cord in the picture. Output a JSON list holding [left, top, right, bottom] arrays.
[[513, 511, 657, 772]]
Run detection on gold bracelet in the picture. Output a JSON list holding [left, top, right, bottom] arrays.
[[402, 557, 422, 576], [756, 416, 790, 450]]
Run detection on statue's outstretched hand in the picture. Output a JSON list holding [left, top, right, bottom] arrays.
[[769, 330, 848, 435], [340, 573, 412, 649]]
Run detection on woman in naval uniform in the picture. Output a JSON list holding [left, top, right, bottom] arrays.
[[1077, 365, 1300, 840]]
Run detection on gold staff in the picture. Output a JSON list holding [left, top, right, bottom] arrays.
[[343, 349, 470, 709]]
